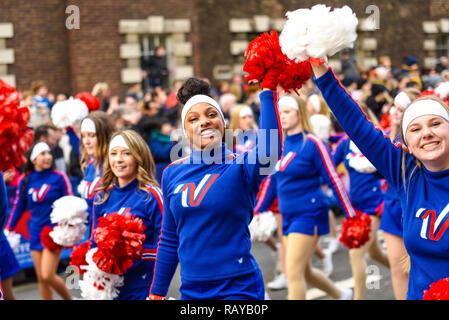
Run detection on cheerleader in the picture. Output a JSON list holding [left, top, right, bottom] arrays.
[[312, 62, 449, 300], [229, 104, 258, 154], [5, 142, 73, 300], [332, 104, 390, 300], [0, 172, 19, 300], [379, 89, 419, 299], [255, 95, 353, 300], [74, 112, 115, 237], [148, 74, 282, 300], [91, 130, 163, 300]]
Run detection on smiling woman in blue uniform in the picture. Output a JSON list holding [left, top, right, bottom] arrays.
[[255, 95, 353, 300], [312, 62, 449, 300], [5, 142, 73, 300], [92, 130, 163, 300], [148, 76, 282, 300]]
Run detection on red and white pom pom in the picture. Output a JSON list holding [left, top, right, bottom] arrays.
[[435, 82, 449, 100], [0, 77, 34, 171], [70, 240, 92, 276], [49, 196, 89, 247], [50, 98, 89, 129], [423, 277, 449, 300], [339, 211, 371, 249], [249, 211, 277, 242], [279, 4, 358, 63], [4, 229, 21, 252], [41, 225, 63, 251], [92, 212, 146, 275], [74, 92, 101, 112], [79, 248, 124, 300]]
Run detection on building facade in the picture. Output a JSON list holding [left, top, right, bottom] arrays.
[[1, 0, 449, 96]]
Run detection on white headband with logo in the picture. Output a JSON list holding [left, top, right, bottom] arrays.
[[402, 99, 449, 140], [394, 92, 412, 109], [80, 118, 96, 133], [108, 135, 129, 152], [278, 95, 299, 111], [181, 95, 225, 134], [30, 142, 51, 161]]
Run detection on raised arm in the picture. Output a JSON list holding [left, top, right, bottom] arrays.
[[312, 64, 404, 190]]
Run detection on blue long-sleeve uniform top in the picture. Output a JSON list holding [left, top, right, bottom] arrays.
[[255, 132, 356, 219], [332, 136, 384, 212], [82, 159, 103, 235], [315, 67, 449, 300], [6, 169, 73, 233], [150, 90, 282, 296], [92, 178, 163, 299], [66, 127, 81, 156], [0, 173, 8, 242]]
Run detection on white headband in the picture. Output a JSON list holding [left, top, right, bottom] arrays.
[[278, 95, 299, 111], [80, 118, 96, 134], [394, 92, 412, 109], [239, 105, 253, 118], [308, 94, 321, 113], [31, 142, 51, 161], [181, 95, 225, 134], [108, 135, 129, 152], [402, 99, 449, 140]]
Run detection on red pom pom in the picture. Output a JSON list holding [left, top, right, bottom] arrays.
[[423, 278, 449, 300], [70, 241, 92, 275], [0, 78, 34, 171], [418, 90, 449, 107], [278, 58, 312, 95], [40, 225, 63, 252], [339, 212, 371, 249], [243, 30, 284, 90], [92, 212, 146, 275], [75, 92, 101, 112]]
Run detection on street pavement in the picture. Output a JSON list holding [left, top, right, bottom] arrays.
[[11, 218, 395, 300]]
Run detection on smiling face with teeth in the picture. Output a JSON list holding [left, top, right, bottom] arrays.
[[184, 102, 225, 150], [405, 114, 449, 172]]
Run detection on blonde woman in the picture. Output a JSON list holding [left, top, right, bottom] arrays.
[[92, 130, 163, 300], [255, 95, 354, 300], [229, 104, 258, 154]]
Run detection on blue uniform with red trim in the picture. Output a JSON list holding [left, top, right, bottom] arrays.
[[6, 169, 73, 250], [149, 90, 282, 300], [332, 136, 384, 216], [92, 179, 163, 300], [255, 132, 356, 236], [315, 67, 449, 300], [379, 130, 404, 237], [81, 159, 103, 237], [0, 172, 20, 283]]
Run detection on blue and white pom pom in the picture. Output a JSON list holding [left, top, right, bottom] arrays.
[[279, 4, 358, 63]]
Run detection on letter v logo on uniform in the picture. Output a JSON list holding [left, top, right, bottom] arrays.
[[174, 174, 219, 208], [416, 203, 449, 241], [28, 184, 51, 202]]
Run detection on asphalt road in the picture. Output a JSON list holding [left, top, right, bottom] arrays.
[[11, 219, 395, 300]]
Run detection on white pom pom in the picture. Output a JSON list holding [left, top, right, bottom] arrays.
[[51, 98, 89, 129], [310, 114, 331, 141], [50, 196, 88, 224], [348, 141, 376, 173], [78, 180, 87, 198], [280, 4, 358, 62], [49, 196, 89, 247], [50, 224, 87, 247], [435, 82, 449, 99], [249, 212, 277, 242], [79, 248, 124, 300], [4, 229, 21, 252]]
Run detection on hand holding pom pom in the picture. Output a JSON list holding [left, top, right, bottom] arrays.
[[423, 278, 449, 300], [339, 211, 371, 249], [70, 241, 92, 276], [40, 225, 63, 252]]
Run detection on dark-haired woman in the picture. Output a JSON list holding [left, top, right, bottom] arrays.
[[5, 142, 73, 300], [149, 74, 282, 300]]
